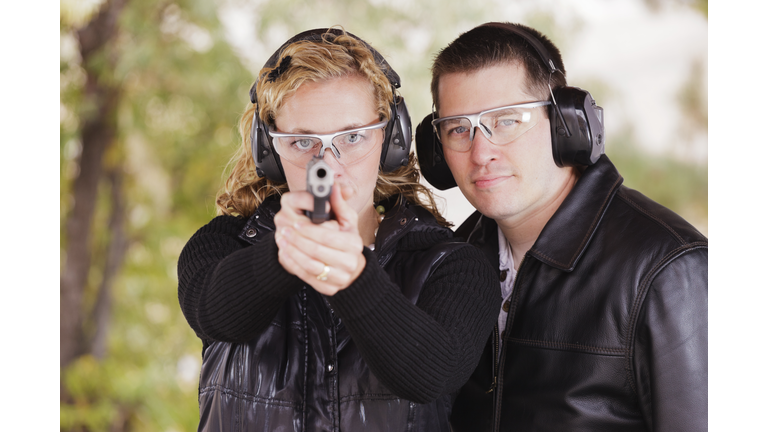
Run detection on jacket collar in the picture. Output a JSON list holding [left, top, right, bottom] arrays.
[[461, 212, 500, 270], [527, 155, 623, 271], [238, 196, 281, 244], [373, 195, 451, 254], [464, 155, 623, 272]]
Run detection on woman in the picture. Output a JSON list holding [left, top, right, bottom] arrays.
[[177, 28, 499, 431]]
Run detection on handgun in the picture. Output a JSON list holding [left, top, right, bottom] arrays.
[[305, 156, 334, 224]]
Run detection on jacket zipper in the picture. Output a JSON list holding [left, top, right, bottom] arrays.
[[492, 255, 526, 432], [486, 323, 499, 394]]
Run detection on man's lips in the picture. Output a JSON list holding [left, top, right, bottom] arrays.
[[472, 175, 509, 188]]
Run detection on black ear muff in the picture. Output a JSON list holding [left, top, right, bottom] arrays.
[[549, 86, 605, 167], [250, 106, 286, 182], [380, 95, 412, 173], [414, 113, 457, 190]]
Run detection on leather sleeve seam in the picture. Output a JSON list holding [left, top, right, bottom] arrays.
[[624, 244, 708, 395]]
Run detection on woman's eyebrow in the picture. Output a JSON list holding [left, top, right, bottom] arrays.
[[287, 122, 377, 135]]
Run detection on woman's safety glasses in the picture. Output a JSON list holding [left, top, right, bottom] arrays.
[[431, 101, 551, 152], [269, 120, 388, 167]]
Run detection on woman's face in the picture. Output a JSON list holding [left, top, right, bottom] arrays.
[[273, 74, 384, 217]]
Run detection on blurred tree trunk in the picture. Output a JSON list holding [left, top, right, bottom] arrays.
[[90, 167, 129, 359], [60, 0, 128, 372]]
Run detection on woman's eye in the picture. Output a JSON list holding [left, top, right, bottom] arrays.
[[294, 139, 315, 150], [342, 132, 365, 145]]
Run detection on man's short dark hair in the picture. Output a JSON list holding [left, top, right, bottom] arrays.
[[430, 23, 567, 114]]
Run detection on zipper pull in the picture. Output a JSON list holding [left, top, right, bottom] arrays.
[[486, 376, 497, 393], [486, 323, 500, 393]]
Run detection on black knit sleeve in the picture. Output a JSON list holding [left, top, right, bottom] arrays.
[[177, 215, 304, 343], [325, 243, 500, 404]]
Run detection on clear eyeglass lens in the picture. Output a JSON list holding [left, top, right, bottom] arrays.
[[436, 106, 541, 151], [273, 137, 322, 162], [272, 127, 384, 165]]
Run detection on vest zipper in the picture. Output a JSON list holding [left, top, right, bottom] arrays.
[[327, 299, 340, 432]]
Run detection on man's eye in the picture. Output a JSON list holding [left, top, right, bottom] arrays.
[[449, 125, 469, 135], [492, 110, 530, 129], [498, 118, 520, 127]]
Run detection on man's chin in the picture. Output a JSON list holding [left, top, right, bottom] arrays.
[[465, 197, 506, 220]]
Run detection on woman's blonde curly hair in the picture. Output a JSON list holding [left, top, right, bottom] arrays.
[[215, 28, 450, 227]]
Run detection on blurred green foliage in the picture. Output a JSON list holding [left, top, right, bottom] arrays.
[[61, 0, 252, 429], [60, 0, 707, 430]]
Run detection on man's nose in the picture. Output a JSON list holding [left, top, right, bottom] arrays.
[[468, 121, 493, 146], [469, 127, 498, 165], [475, 122, 493, 140]]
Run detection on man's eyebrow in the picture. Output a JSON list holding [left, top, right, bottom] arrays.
[[487, 108, 523, 117]]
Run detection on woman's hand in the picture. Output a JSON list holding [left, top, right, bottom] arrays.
[[273, 185, 367, 296]]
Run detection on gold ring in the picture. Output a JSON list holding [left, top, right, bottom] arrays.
[[316, 265, 331, 281]]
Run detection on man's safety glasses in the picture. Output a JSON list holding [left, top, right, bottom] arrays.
[[431, 101, 551, 152], [269, 120, 388, 166]]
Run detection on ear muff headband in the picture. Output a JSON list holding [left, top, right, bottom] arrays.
[[415, 22, 605, 190], [250, 28, 412, 182]]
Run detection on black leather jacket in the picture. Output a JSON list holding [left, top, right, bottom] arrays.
[[182, 196, 499, 431], [450, 156, 708, 432]]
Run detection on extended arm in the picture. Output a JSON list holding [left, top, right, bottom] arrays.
[[177, 215, 304, 343], [326, 243, 500, 404]]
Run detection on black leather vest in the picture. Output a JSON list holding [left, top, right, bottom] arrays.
[[198, 197, 467, 432]]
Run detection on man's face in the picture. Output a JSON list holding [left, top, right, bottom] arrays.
[[438, 63, 575, 225]]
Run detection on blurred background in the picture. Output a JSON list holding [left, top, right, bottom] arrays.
[[59, 0, 707, 430]]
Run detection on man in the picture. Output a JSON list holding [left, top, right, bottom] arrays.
[[415, 22, 707, 431]]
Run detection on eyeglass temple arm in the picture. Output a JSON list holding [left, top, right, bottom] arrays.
[[548, 63, 571, 138]]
